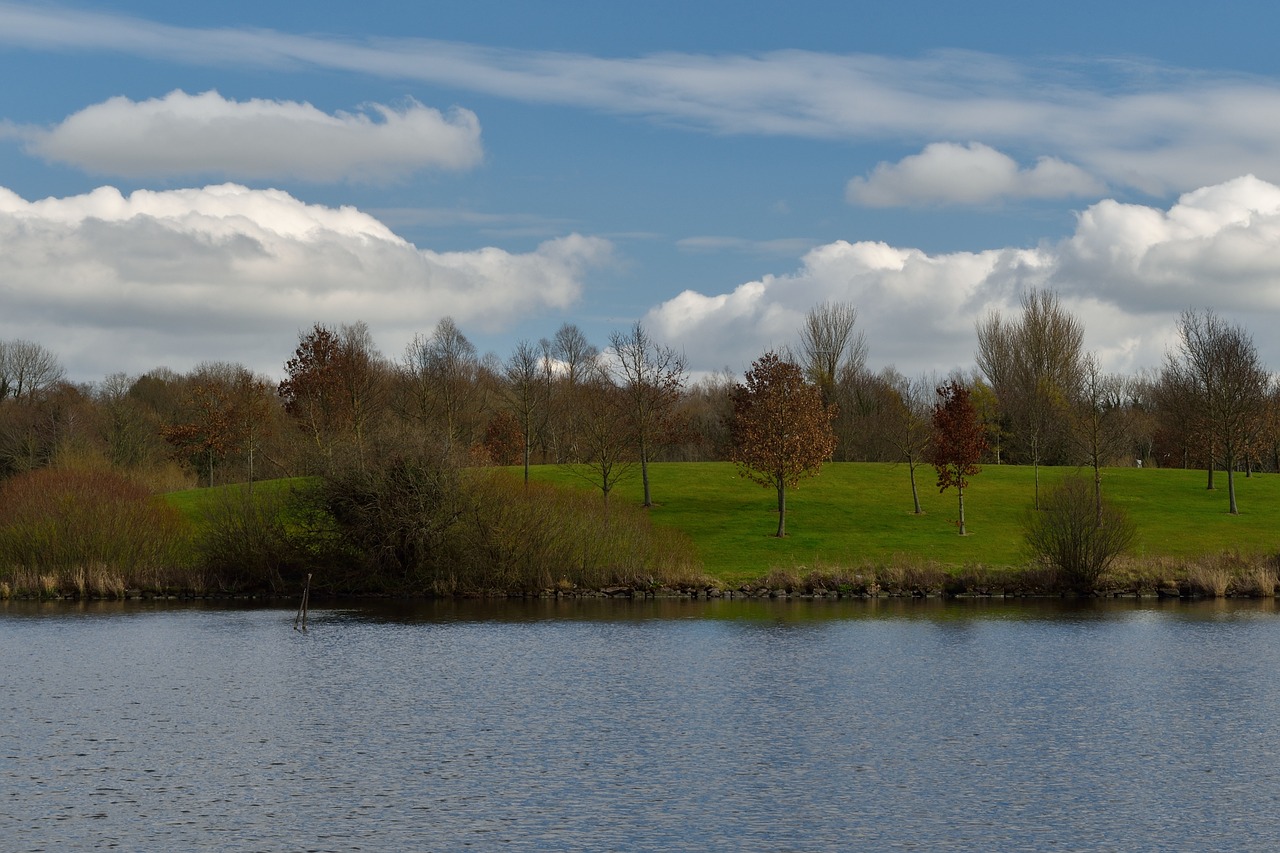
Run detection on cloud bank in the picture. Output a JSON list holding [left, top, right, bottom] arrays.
[[647, 175, 1280, 378], [846, 142, 1106, 207], [0, 184, 610, 378], [24, 90, 482, 182]]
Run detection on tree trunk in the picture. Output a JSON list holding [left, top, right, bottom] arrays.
[[956, 482, 966, 536], [1227, 457, 1239, 515], [776, 479, 787, 538], [640, 443, 652, 508], [909, 460, 922, 515]]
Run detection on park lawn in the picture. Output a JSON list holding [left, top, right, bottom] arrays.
[[164, 477, 313, 529], [528, 462, 1280, 585]]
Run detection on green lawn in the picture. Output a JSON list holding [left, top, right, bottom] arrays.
[[528, 462, 1280, 584], [166, 463, 1280, 587]]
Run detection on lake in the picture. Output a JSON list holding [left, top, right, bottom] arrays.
[[3, 597, 1279, 851]]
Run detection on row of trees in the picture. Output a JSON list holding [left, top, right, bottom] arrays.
[[0, 294, 1274, 519]]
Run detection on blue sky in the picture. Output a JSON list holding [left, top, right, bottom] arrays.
[[5, 1, 1280, 382]]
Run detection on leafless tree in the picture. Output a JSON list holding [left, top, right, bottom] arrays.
[[1072, 354, 1131, 524], [798, 301, 867, 407], [1163, 309, 1271, 514], [0, 339, 65, 403], [502, 339, 551, 484], [976, 289, 1083, 507], [881, 369, 935, 515], [403, 317, 482, 459], [609, 322, 688, 507]]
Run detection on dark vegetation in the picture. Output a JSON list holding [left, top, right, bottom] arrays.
[[2, 295, 1280, 600]]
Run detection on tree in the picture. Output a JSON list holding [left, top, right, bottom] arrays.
[[564, 363, 634, 507], [502, 339, 551, 484], [1072, 354, 1130, 524], [976, 289, 1083, 507], [930, 380, 987, 536], [279, 322, 388, 473], [1024, 475, 1137, 593], [798, 301, 867, 406], [0, 339, 65, 403], [609, 321, 688, 507], [1163, 309, 1271, 514], [730, 351, 837, 537], [881, 369, 934, 515], [403, 317, 484, 458]]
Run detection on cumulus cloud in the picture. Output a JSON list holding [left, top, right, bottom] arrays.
[[846, 142, 1106, 207], [646, 175, 1280, 378], [8, 6, 1280, 194], [25, 90, 482, 181], [0, 183, 610, 378]]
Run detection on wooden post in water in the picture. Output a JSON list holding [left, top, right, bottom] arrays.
[[294, 573, 312, 632]]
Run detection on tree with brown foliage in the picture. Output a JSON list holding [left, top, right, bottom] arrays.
[[930, 380, 988, 535], [730, 351, 837, 537]]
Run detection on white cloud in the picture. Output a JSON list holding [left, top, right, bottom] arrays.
[[846, 142, 1105, 207], [26, 90, 482, 181], [646, 176, 1280, 378], [8, 6, 1280, 194], [0, 184, 610, 379]]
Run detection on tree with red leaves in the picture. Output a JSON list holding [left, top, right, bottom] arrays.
[[730, 351, 837, 537], [930, 380, 988, 535]]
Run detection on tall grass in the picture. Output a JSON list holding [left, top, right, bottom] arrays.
[[0, 468, 192, 597]]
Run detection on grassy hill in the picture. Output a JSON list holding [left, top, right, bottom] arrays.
[[165, 463, 1280, 588], [527, 462, 1280, 584]]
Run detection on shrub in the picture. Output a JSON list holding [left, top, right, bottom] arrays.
[[0, 468, 191, 593], [311, 454, 702, 595], [192, 484, 314, 592], [1024, 475, 1137, 593]]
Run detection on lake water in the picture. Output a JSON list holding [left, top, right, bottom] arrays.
[[3, 597, 1280, 852]]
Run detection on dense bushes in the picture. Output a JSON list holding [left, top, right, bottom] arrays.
[[188, 453, 703, 596], [0, 468, 191, 596]]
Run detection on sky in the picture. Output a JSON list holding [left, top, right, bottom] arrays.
[[5, 1, 1280, 384]]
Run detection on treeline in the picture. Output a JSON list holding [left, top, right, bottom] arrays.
[[0, 295, 1276, 495]]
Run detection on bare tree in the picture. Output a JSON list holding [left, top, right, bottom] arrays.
[[609, 321, 688, 507], [1164, 309, 1270, 514], [403, 317, 482, 458], [564, 363, 634, 507], [881, 369, 935, 515], [797, 301, 867, 405], [502, 339, 551, 484], [976, 289, 1083, 507], [1072, 354, 1130, 524], [0, 339, 65, 403]]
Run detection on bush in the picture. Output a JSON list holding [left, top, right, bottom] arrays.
[[1024, 476, 1137, 593], [309, 453, 702, 595], [192, 484, 315, 593], [0, 468, 191, 594]]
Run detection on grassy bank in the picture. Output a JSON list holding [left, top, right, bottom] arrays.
[[8, 460, 1262, 600], [529, 462, 1280, 585]]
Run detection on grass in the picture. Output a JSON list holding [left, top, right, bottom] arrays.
[[528, 462, 1280, 585], [159, 463, 1280, 590], [164, 477, 313, 527]]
